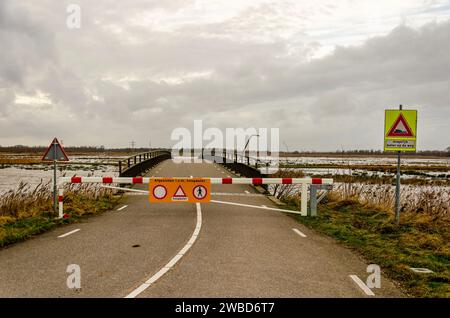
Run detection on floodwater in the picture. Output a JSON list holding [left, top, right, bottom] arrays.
[[0, 155, 448, 193], [0, 156, 119, 192]]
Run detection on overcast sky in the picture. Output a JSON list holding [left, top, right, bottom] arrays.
[[1, 0, 449, 151]]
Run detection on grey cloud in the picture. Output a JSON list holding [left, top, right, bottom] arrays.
[[0, 1, 449, 150]]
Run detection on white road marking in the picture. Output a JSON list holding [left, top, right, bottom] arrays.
[[125, 203, 203, 298], [261, 205, 267, 208], [211, 199, 303, 215], [101, 185, 148, 194], [58, 229, 80, 238], [212, 192, 264, 197], [349, 275, 375, 296], [292, 228, 307, 237], [117, 205, 128, 211]]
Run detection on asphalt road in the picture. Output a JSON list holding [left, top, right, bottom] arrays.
[[0, 159, 404, 297]]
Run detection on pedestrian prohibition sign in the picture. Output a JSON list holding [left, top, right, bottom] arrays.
[[193, 185, 208, 200], [149, 178, 211, 203]]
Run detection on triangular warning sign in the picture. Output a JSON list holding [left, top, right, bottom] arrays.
[[42, 138, 69, 161], [173, 185, 187, 198], [387, 114, 414, 137]]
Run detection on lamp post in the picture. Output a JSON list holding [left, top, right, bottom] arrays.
[[244, 134, 259, 165]]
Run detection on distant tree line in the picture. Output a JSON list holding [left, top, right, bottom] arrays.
[[0, 145, 164, 154], [0, 146, 448, 157], [286, 149, 450, 157]]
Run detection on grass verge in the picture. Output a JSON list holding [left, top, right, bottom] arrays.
[[283, 197, 450, 298]]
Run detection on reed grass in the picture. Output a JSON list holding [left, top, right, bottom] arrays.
[[0, 178, 121, 247]]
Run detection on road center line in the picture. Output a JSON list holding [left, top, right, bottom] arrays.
[[57, 229, 80, 238], [117, 205, 128, 211], [292, 228, 307, 237], [125, 203, 203, 298], [349, 275, 375, 296]]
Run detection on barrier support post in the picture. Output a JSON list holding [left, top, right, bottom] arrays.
[[301, 183, 308, 216], [309, 185, 318, 217]]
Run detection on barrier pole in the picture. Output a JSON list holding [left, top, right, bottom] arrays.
[[301, 183, 308, 216]]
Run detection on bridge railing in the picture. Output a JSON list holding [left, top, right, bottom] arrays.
[[118, 150, 171, 177], [202, 148, 274, 176]]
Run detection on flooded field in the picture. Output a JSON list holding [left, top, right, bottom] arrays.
[[0, 155, 121, 192], [0, 154, 449, 193], [258, 156, 450, 180]]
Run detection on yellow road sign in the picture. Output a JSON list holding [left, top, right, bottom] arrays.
[[384, 110, 417, 152], [149, 178, 211, 203]]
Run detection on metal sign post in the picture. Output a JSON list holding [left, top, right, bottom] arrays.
[[42, 138, 69, 215], [384, 105, 417, 224], [53, 143, 57, 214], [394, 105, 402, 225]]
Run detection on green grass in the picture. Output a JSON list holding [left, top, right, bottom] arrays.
[[283, 197, 450, 298]]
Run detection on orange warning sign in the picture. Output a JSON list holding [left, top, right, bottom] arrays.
[[149, 178, 211, 203]]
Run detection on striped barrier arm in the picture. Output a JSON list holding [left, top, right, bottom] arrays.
[[57, 176, 333, 218], [59, 177, 333, 185]]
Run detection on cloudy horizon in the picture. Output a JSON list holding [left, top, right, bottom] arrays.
[[1, 0, 449, 151]]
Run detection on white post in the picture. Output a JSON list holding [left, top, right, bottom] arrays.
[[301, 183, 308, 216], [58, 188, 64, 218]]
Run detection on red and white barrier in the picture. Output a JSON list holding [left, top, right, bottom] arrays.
[[59, 176, 333, 185], [57, 177, 333, 218]]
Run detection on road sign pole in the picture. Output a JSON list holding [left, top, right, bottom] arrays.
[[53, 142, 57, 214], [395, 151, 401, 224], [394, 104, 402, 224], [41, 137, 69, 216]]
